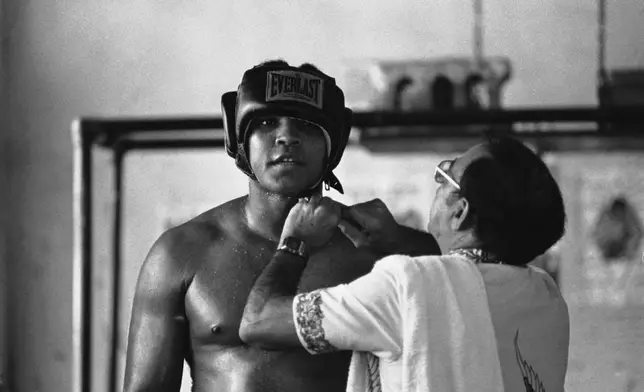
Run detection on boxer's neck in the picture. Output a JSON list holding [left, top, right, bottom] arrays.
[[244, 184, 300, 242]]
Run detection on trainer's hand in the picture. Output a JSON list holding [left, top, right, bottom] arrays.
[[338, 198, 403, 255], [281, 194, 342, 248]]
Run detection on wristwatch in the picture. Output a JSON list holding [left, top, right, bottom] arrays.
[[277, 236, 309, 259]]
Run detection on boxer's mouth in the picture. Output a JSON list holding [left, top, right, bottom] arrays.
[[270, 155, 303, 166]]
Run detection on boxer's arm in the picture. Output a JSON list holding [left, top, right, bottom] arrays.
[[240, 194, 340, 349], [240, 252, 403, 358], [239, 250, 305, 350], [124, 233, 188, 392]]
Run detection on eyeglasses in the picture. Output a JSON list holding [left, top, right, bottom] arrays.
[[434, 160, 461, 190]]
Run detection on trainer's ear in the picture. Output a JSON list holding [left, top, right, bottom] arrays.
[[222, 91, 238, 158], [450, 198, 472, 232]]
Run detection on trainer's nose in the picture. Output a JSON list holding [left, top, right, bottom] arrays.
[[275, 118, 302, 146]]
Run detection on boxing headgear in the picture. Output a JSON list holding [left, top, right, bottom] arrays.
[[222, 62, 352, 194]]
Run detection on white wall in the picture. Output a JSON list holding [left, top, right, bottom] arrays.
[[2, 1, 644, 392]]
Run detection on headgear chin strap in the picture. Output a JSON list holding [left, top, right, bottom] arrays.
[[222, 62, 352, 195]]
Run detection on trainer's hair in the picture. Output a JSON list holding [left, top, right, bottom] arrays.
[[459, 135, 566, 266]]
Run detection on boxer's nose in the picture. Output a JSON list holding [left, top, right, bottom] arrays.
[[275, 118, 302, 147]]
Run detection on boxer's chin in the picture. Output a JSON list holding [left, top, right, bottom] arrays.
[[259, 175, 320, 198]]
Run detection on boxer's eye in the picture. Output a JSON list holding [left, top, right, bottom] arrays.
[[302, 122, 322, 133], [258, 117, 279, 127], [294, 119, 323, 134]]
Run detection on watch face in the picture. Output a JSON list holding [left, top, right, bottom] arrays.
[[284, 237, 304, 249], [281, 236, 307, 258]]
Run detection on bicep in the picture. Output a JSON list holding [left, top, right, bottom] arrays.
[[124, 240, 188, 392]]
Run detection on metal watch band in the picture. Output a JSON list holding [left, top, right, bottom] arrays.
[[277, 236, 308, 259]]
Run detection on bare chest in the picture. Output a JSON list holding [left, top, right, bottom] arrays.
[[184, 236, 377, 348]]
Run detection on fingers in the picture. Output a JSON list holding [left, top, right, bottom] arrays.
[[316, 198, 341, 229], [338, 219, 369, 248], [329, 199, 348, 210], [296, 196, 342, 225], [343, 198, 386, 230], [319, 197, 343, 214], [297, 194, 321, 211], [309, 193, 322, 207], [343, 206, 371, 228]]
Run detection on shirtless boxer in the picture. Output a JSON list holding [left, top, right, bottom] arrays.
[[123, 59, 440, 392]]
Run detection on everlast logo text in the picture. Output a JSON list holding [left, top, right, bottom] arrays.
[[265, 70, 324, 109]]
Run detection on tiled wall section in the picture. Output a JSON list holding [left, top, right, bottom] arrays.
[[558, 154, 644, 392]]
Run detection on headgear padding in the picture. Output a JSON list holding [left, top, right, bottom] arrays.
[[222, 62, 352, 194]]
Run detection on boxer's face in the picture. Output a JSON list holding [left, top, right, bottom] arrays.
[[247, 115, 327, 196]]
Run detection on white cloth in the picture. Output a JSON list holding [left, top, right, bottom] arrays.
[[478, 264, 569, 392], [292, 254, 504, 392]]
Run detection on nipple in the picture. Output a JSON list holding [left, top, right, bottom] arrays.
[[211, 325, 222, 334]]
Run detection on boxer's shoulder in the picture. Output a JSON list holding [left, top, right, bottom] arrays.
[[161, 196, 247, 248], [140, 198, 246, 285]]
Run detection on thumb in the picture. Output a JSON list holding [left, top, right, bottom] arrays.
[[343, 206, 377, 232], [338, 219, 369, 248]]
